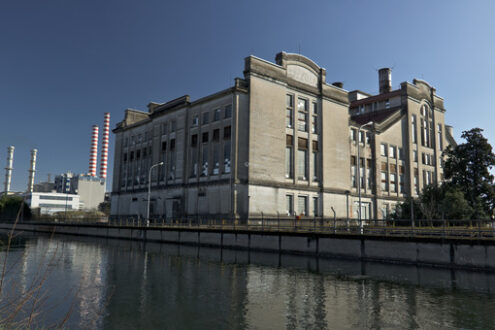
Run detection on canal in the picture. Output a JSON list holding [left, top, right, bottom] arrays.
[[2, 232, 495, 329]]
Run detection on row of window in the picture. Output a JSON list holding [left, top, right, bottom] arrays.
[[350, 157, 373, 190], [39, 195, 73, 201], [286, 94, 318, 133], [380, 143, 404, 159], [286, 195, 318, 217], [285, 135, 318, 181], [191, 104, 232, 127], [190, 127, 231, 177], [350, 129, 372, 144], [380, 162, 405, 193]]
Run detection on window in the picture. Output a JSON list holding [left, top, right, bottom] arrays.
[[202, 132, 209, 143], [360, 158, 365, 189], [224, 126, 231, 139], [366, 159, 372, 190], [214, 108, 221, 121], [297, 98, 308, 132], [224, 140, 231, 173], [351, 156, 357, 187], [381, 171, 388, 192], [201, 145, 208, 176], [286, 135, 293, 178], [311, 102, 318, 133], [161, 123, 168, 135], [298, 196, 308, 216], [359, 131, 365, 144], [399, 166, 405, 193], [411, 115, 417, 144], [389, 145, 396, 158], [312, 141, 318, 181], [313, 197, 318, 217], [123, 153, 127, 162], [398, 147, 404, 160], [413, 150, 418, 162], [298, 138, 308, 180], [192, 115, 199, 127], [212, 144, 220, 175], [380, 143, 387, 157], [385, 99, 390, 108], [213, 129, 220, 141], [390, 173, 397, 193], [286, 95, 293, 128], [190, 143, 198, 178], [366, 132, 371, 144], [424, 170, 433, 186], [168, 139, 176, 180], [351, 129, 357, 142], [202, 112, 209, 125], [414, 168, 419, 195], [170, 120, 176, 133], [286, 195, 294, 216], [225, 104, 232, 119]]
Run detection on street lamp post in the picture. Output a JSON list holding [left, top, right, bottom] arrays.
[[357, 121, 373, 233], [147, 162, 164, 227]]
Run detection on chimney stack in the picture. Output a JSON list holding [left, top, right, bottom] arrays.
[[89, 125, 99, 176], [4, 146, 14, 194], [100, 113, 110, 179], [378, 68, 392, 94], [332, 82, 344, 88], [27, 149, 38, 193]]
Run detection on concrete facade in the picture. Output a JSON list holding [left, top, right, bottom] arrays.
[[110, 52, 454, 220]]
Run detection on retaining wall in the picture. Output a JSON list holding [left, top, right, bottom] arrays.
[[2, 222, 495, 271]]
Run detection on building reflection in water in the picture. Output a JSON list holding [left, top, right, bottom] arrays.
[[3, 234, 495, 329]]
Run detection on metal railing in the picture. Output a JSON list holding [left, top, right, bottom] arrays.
[[7, 216, 495, 240]]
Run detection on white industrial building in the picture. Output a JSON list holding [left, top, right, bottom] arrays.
[[26, 192, 80, 215]]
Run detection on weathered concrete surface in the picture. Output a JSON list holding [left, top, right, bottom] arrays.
[[2, 223, 495, 271]]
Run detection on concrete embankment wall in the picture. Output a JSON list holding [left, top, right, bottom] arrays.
[[2, 222, 495, 271]]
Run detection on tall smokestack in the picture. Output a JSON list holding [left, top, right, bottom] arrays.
[[89, 125, 99, 177], [4, 146, 14, 194], [27, 149, 38, 193], [100, 113, 110, 179], [379, 68, 392, 94]]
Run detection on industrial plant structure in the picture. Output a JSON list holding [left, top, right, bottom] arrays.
[[0, 112, 111, 215], [109, 52, 456, 220]]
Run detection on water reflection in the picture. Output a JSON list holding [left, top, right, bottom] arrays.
[[2, 233, 495, 329]]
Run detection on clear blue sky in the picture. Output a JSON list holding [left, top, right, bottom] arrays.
[[1, 0, 494, 192]]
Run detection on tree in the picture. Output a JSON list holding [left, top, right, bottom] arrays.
[[443, 128, 495, 219], [0, 195, 32, 221], [98, 201, 111, 216]]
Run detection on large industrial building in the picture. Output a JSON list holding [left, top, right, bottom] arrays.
[[109, 52, 455, 220]]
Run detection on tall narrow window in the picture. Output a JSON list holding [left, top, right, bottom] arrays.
[[202, 112, 209, 125], [190, 135, 198, 177], [212, 144, 220, 175], [298, 138, 308, 180], [201, 133, 208, 177], [411, 115, 417, 144], [380, 143, 387, 157], [297, 98, 308, 132], [285, 135, 293, 178], [366, 159, 372, 190], [159, 142, 166, 181], [351, 156, 357, 187], [313, 197, 318, 217], [414, 168, 419, 195], [225, 104, 232, 119], [286, 95, 293, 128], [399, 166, 405, 193], [213, 109, 221, 121], [298, 196, 308, 216], [170, 120, 176, 133], [224, 140, 231, 173], [311, 102, 318, 133], [286, 195, 293, 216], [312, 140, 318, 181], [360, 158, 365, 189], [192, 115, 199, 127], [168, 139, 176, 180]]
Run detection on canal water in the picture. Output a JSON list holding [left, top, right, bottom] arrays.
[[2, 233, 495, 329]]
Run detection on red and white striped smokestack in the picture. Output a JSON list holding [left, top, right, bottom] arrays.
[[100, 112, 110, 179], [89, 125, 99, 176]]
